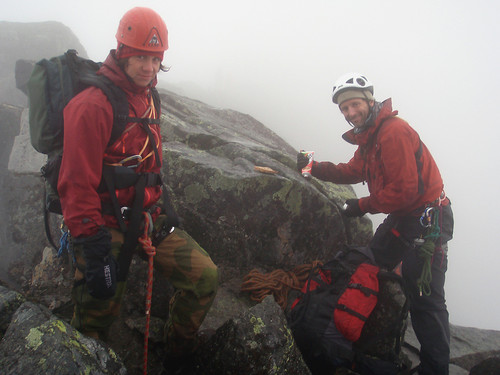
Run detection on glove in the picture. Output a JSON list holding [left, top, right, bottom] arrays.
[[74, 228, 117, 300], [296, 152, 310, 173], [342, 199, 364, 217]]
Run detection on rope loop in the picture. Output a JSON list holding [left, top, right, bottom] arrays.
[[241, 260, 323, 310]]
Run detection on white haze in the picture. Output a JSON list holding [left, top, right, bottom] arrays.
[[3, 0, 500, 331]]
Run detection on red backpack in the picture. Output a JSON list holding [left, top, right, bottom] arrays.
[[290, 249, 379, 346], [334, 262, 379, 341], [289, 247, 407, 374]]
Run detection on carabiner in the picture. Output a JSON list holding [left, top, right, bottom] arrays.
[[118, 154, 143, 168], [438, 190, 447, 206], [420, 207, 433, 228]]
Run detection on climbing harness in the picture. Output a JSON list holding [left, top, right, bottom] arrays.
[[241, 261, 323, 310], [138, 212, 156, 375], [416, 194, 445, 297]]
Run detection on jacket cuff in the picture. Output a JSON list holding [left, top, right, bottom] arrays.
[[310, 160, 319, 175], [358, 197, 370, 213]]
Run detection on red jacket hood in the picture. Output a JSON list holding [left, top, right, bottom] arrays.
[[97, 50, 158, 95]]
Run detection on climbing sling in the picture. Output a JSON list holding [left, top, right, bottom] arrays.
[[416, 195, 446, 297]]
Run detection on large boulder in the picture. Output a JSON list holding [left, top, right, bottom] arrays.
[[159, 90, 372, 275], [0, 286, 25, 334], [469, 356, 500, 375], [0, 300, 126, 374], [193, 295, 311, 374]]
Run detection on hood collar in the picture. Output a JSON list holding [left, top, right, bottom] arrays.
[[97, 49, 157, 95]]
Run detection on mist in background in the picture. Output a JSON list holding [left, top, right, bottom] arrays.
[[3, 0, 500, 330]]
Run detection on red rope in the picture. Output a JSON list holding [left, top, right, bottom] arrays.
[[138, 213, 156, 375], [240, 261, 323, 310]]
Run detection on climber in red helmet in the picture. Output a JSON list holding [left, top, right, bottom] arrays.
[[58, 7, 218, 371]]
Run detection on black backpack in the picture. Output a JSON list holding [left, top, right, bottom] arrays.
[[289, 247, 409, 375]]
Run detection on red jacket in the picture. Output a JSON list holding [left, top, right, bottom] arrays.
[[58, 51, 162, 238], [311, 99, 444, 215]]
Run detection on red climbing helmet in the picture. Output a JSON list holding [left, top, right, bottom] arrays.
[[115, 7, 168, 53]]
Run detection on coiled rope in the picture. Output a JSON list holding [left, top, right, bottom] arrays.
[[241, 260, 323, 310], [138, 212, 156, 375]]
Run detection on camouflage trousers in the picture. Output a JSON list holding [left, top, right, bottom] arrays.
[[71, 215, 218, 353]]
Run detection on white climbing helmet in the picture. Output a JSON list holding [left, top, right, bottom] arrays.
[[331, 73, 374, 104]]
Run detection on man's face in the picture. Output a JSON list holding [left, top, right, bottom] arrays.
[[124, 55, 162, 87], [339, 98, 374, 127]]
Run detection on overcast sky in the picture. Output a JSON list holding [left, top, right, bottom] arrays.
[[3, 0, 500, 331]]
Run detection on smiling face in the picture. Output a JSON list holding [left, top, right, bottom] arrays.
[[124, 55, 162, 87], [339, 98, 374, 127]]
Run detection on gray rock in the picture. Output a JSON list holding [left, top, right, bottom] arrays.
[[194, 295, 311, 375], [0, 285, 25, 334], [160, 89, 372, 274], [7, 108, 45, 173], [469, 355, 500, 375], [0, 301, 127, 374], [451, 350, 500, 372]]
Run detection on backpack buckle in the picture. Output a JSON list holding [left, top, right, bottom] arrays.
[[121, 206, 132, 220]]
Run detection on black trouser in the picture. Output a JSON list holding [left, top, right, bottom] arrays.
[[370, 203, 454, 375]]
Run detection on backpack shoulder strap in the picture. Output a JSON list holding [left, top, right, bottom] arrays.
[[150, 86, 161, 117], [79, 74, 130, 146], [81, 74, 162, 146]]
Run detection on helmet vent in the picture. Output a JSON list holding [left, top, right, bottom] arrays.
[[356, 78, 366, 86]]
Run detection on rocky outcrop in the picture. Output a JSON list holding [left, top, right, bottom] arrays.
[[194, 296, 311, 374], [0, 292, 127, 374], [159, 89, 372, 275], [0, 21, 87, 108], [2, 282, 500, 375]]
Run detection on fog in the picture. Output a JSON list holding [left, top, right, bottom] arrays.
[[3, 0, 500, 330]]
